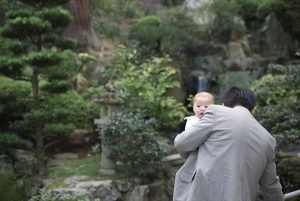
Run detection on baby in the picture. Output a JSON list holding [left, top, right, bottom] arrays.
[[184, 92, 215, 130]]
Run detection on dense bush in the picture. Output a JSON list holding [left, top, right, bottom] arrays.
[[252, 64, 300, 193], [100, 110, 163, 177], [252, 73, 300, 106], [0, 76, 32, 132], [129, 7, 203, 59], [230, 0, 300, 38], [104, 45, 188, 130], [44, 90, 100, 129]]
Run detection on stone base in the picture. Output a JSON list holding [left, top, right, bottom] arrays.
[[98, 168, 116, 175]]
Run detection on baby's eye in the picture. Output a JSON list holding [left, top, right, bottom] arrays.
[[205, 106, 208, 108]]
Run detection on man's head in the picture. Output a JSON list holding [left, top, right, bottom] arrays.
[[193, 92, 215, 119], [222, 86, 256, 114]]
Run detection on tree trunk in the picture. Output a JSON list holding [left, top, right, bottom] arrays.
[[64, 0, 101, 50], [32, 67, 48, 176], [32, 35, 48, 176]]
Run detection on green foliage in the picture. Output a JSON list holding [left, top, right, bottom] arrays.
[[256, 0, 286, 20], [43, 90, 100, 129], [104, 45, 188, 130], [276, 159, 300, 193], [137, 15, 162, 26], [253, 64, 300, 193], [101, 110, 164, 177], [0, 76, 32, 131], [0, 28, 14, 57], [89, 0, 143, 39], [129, 7, 203, 58], [252, 74, 300, 106], [129, 16, 162, 56], [89, 0, 117, 15], [253, 64, 300, 147], [158, 6, 202, 49], [229, 0, 299, 37], [29, 188, 100, 201], [0, 132, 33, 154], [92, 17, 121, 38], [14, 158, 39, 178]]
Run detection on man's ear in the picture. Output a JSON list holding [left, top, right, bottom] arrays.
[[251, 107, 256, 116]]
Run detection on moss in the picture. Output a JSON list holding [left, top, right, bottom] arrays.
[[0, 175, 22, 201], [157, 136, 169, 141], [137, 15, 162, 26], [47, 181, 69, 190]]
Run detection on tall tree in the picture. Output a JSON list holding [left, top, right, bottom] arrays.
[[0, 0, 77, 175]]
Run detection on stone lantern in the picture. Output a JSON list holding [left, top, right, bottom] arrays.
[[92, 92, 120, 174]]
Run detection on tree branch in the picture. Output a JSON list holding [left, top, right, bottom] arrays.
[[43, 134, 57, 139], [2, 74, 32, 81], [44, 140, 61, 149]]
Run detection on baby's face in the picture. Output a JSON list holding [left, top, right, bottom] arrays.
[[193, 97, 214, 119]]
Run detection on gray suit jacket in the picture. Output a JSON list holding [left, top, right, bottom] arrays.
[[173, 105, 283, 201]]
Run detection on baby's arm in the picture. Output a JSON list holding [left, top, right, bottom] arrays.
[[175, 107, 214, 156]]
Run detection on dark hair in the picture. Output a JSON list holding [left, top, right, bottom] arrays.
[[222, 86, 256, 112]]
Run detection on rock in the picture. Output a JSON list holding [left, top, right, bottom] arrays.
[[228, 42, 246, 60], [163, 154, 185, 166], [158, 140, 177, 156], [33, 167, 181, 201], [17, 178, 44, 199], [148, 180, 168, 201], [222, 59, 239, 71], [187, 43, 228, 58], [164, 167, 179, 198], [69, 129, 94, 144], [0, 155, 13, 175], [126, 185, 149, 201], [220, 71, 258, 92], [14, 149, 35, 160], [115, 180, 133, 192], [193, 55, 223, 73], [250, 12, 289, 59], [75, 180, 122, 201]]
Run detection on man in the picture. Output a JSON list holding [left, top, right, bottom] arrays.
[[173, 86, 283, 201]]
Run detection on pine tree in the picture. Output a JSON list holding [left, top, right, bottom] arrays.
[[0, 0, 77, 175]]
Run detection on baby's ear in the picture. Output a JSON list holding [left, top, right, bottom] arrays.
[[222, 103, 225, 106]]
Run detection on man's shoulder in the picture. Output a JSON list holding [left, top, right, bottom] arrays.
[[206, 104, 231, 112]]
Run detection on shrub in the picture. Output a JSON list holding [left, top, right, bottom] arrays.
[[129, 7, 203, 58], [100, 110, 164, 177], [252, 64, 300, 193], [44, 90, 100, 129], [251, 74, 300, 106], [104, 45, 188, 130]]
